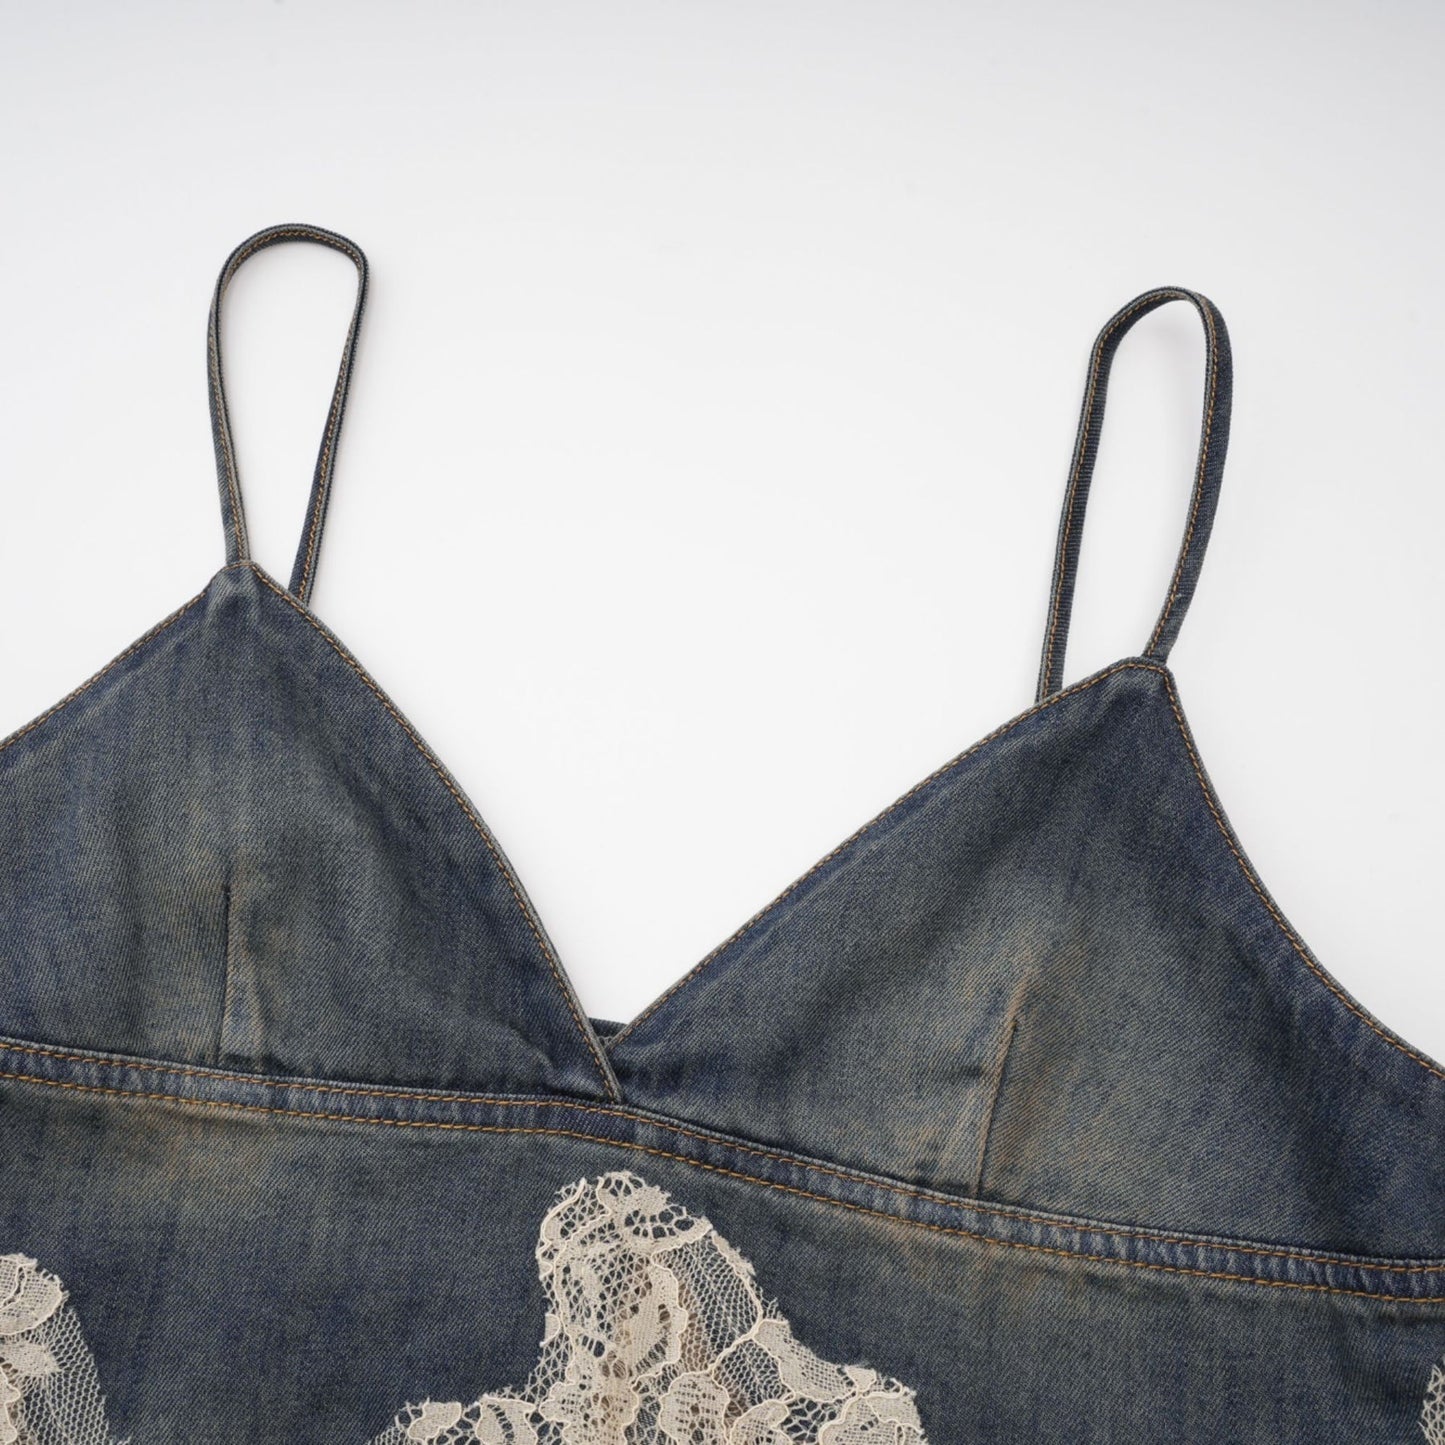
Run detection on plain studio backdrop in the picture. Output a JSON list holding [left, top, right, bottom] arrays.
[[2, 1, 1442, 1063]]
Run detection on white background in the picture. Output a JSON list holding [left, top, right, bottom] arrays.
[[2, 1, 1441, 1058]]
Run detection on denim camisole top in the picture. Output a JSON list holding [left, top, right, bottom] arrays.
[[2, 224, 1443, 1445]]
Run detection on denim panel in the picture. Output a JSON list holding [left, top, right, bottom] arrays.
[[610, 661, 1445, 1257], [4, 237, 1443, 1442], [0, 563, 615, 1100], [2, 1049, 1442, 1441]]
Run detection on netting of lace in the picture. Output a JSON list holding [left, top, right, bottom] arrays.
[[1423, 1361, 1445, 1445], [0, 1255, 121, 1445], [370, 1169, 931, 1445], [5, 1218, 1443, 1442]]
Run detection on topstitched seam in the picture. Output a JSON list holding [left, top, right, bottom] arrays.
[[6, 608, 1437, 1253], [243, 562, 620, 1100], [1, 1064, 1439, 1304], [291, 254, 366, 602], [209, 226, 365, 576], [1, 1032, 1438, 1274], [207, 311, 247, 561], [1040, 289, 1220, 699], [2, 1035, 1434, 1275], [0, 1034, 1433, 1271], [611, 658, 1167, 1046], [1160, 673, 1445, 1085], [1147, 296, 1220, 657], [1039, 293, 1159, 697], [0, 583, 217, 756], [293, 340, 352, 602]]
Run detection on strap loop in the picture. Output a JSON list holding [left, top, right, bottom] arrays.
[[1036, 287, 1233, 702], [207, 223, 369, 606]]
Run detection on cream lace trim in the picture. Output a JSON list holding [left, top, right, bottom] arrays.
[[1423, 1359, 1445, 1445], [370, 1169, 931, 1445], [9, 1204, 1441, 1442], [0, 1255, 121, 1445]]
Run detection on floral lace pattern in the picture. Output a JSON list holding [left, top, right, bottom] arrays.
[[1424, 1359, 1445, 1445], [0, 1255, 120, 1445], [370, 1170, 931, 1445], [8, 1209, 1438, 1442]]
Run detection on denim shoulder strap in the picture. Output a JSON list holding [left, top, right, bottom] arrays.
[[1036, 287, 1233, 701], [207, 223, 369, 605]]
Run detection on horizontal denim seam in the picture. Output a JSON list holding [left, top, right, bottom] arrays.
[[6, 566, 1440, 1281], [2, 1037, 1438, 1274], [4, 1046, 1443, 1302]]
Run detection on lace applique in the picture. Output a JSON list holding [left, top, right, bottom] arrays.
[[1423, 1358, 1445, 1445], [370, 1169, 931, 1445], [0, 1255, 122, 1445]]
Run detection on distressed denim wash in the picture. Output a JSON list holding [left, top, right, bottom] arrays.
[[2, 225, 1443, 1444]]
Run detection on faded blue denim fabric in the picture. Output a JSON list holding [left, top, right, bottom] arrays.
[[1, 226, 1442, 1443]]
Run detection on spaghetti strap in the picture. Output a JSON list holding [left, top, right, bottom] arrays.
[[1035, 287, 1233, 702], [207, 222, 369, 606]]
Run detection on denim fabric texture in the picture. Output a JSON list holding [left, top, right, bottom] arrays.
[[2, 225, 1443, 1442]]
